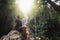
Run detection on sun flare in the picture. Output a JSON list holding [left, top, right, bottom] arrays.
[[16, 0, 34, 14]]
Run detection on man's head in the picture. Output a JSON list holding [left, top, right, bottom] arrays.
[[17, 16, 20, 19], [22, 25, 27, 31]]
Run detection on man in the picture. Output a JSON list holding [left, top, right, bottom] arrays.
[[21, 25, 27, 40], [15, 16, 22, 33], [21, 25, 30, 40]]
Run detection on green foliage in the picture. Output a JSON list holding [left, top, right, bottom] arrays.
[[44, 18, 60, 38], [28, 0, 60, 40], [0, 0, 23, 37]]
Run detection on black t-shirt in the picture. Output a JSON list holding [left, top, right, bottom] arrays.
[[15, 19, 22, 32]]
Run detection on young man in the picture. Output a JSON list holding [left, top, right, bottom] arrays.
[[15, 16, 22, 33], [21, 25, 30, 40]]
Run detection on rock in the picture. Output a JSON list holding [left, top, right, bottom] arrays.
[[0, 30, 21, 40]]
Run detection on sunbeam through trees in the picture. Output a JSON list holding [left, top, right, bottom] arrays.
[[0, 0, 60, 40]]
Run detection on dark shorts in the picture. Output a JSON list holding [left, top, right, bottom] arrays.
[[15, 26, 22, 32]]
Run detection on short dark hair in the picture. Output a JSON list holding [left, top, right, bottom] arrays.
[[17, 16, 20, 18]]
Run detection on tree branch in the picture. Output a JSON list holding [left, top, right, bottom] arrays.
[[47, 0, 60, 11]]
